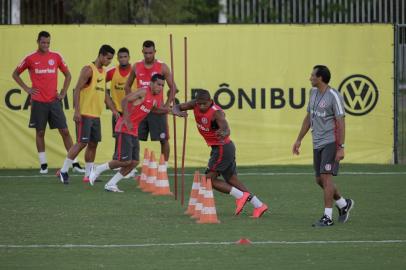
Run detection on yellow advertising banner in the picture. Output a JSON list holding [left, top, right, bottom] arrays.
[[0, 25, 393, 168]]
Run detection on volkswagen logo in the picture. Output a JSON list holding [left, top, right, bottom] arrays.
[[338, 74, 379, 116]]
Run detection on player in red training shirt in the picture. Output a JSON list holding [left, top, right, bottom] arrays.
[[172, 89, 268, 218], [124, 40, 177, 167], [89, 74, 183, 192], [12, 31, 84, 174]]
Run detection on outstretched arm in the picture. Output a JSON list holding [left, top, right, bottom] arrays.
[[292, 113, 310, 155], [171, 100, 195, 117]]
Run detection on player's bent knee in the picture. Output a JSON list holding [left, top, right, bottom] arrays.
[[120, 160, 132, 167], [131, 160, 139, 168]]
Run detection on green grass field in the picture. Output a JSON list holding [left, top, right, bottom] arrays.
[[1, 164, 406, 269]]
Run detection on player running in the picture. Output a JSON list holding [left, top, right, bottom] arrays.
[[89, 74, 182, 192], [172, 89, 268, 218]]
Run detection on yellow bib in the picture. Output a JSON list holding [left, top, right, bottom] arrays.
[[110, 65, 136, 112], [79, 63, 106, 117]]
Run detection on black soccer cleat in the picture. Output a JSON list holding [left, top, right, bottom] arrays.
[[59, 171, 69, 185], [72, 162, 85, 173], [337, 199, 354, 223], [312, 215, 334, 227]]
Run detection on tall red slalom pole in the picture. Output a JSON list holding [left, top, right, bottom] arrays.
[[181, 37, 188, 206], [169, 34, 178, 200]]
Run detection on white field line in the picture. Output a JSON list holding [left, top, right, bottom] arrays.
[[0, 240, 405, 248], [0, 171, 406, 178]]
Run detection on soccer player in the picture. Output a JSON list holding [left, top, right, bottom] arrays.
[[172, 90, 268, 218], [89, 74, 178, 192], [124, 40, 177, 166], [106, 47, 137, 136], [292, 65, 354, 227], [58, 45, 118, 184], [12, 31, 84, 174], [105, 47, 138, 179]]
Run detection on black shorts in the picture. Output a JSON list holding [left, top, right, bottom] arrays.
[[138, 113, 169, 141], [205, 141, 237, 182], [113, 133, 140, 161], [29, 100, 67, 130], [76, 116, 101, 143], [313, 142, 340, 177]]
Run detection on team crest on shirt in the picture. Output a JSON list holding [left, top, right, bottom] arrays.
[[201, 117, 208, 124], [325, 164, 332, 171], [319, 99, 327, 108], [48, 59, 55, 66]]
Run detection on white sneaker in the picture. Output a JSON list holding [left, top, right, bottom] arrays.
[[40, 163, 48, 174], [88, 166, 100, 186], [104, 185, 124, 193], [123, 168, 138, 179], [72, 163, 85, 173]]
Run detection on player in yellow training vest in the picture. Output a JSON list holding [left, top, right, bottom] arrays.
[[106, 47, 137, 137], [58, 44, 118, 184]]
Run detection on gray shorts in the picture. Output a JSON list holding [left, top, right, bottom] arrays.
[[313, 142, 340, 177], [205, 141, 237, 182], [29, 100, 67, 130], [138, 113, 169, 141], [76, 116, 101, 143], [113, 133, 140, 161]]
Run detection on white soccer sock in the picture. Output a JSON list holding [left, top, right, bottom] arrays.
[[250, 196, 263, 208], [324, 208, 333, 220], [229, 187, 244, 199], [106, 172, 124, 187], [165, 161, 168, 168], [96, 163, 110, 175], [73, 157, 79, 164], [38, 152, 47, 165], [61, 158, 73, 173], [335, 197, 347, 209], [85, 162, 94, 177]]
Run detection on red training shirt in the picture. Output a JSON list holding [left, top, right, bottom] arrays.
[[15, 50, 69, 103]]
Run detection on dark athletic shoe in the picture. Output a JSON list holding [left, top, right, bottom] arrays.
[[337, 199, 354, 223], [312, 215, 334, 227]]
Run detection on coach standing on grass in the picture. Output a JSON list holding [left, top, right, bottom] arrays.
[[292, 65, 354, 227], [12, 31, 84, 174]]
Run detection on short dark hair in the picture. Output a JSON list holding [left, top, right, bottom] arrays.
[[151, 73, 165, 82], [99, 45, 115, 56], [118, 47, 129, 55], [195, 89, 211, 101], [143, 40, 155, 49], [37, 31, 50, 41], [313, 65, 331, 83]]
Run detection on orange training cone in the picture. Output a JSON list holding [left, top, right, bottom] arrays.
[[185, 171, 200, 215], [138, 148, 150, 190], [144, 151, 157, 193], [197, 178, 220, 224], [191, 175, 206, 220], [152, 154, 173, 196]]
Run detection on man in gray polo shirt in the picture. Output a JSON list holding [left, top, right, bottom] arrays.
[[292, 65, 354, 227]]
